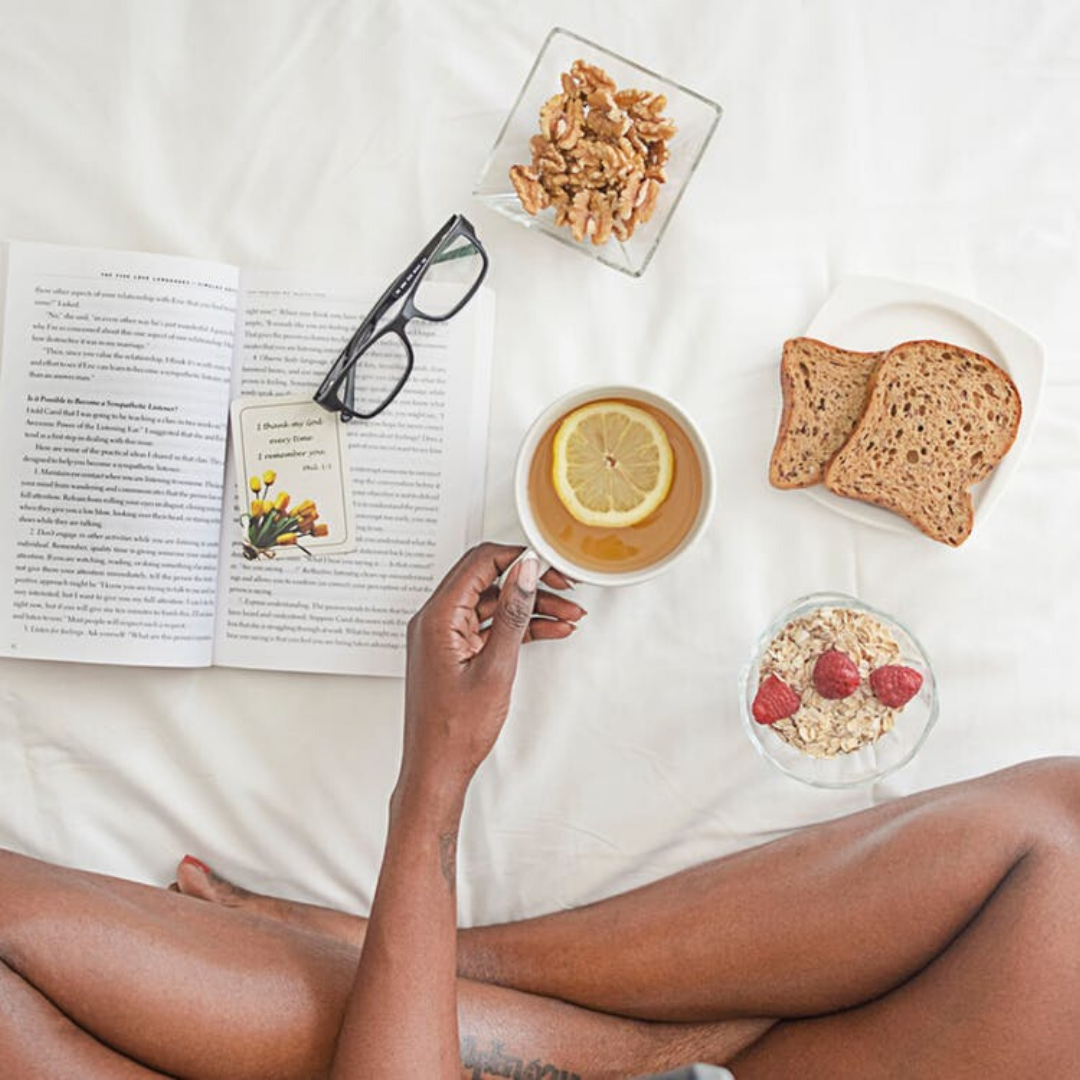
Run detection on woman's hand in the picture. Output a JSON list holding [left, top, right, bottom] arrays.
[[399, 543, 585, 804]]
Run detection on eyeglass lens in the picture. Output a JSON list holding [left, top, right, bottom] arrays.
[[345, 330, 411, 417], [412, 232, 485, 319]]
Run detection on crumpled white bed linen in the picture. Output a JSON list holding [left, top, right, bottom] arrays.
[[1, 0, 1079, 928]]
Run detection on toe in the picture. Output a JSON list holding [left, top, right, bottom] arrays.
[[175, 854, 239, 904]]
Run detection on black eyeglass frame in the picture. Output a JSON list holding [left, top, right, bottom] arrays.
[[313, 214, 488, 422]]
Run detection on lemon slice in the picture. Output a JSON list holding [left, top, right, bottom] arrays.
[[552, 401, 674, 527]]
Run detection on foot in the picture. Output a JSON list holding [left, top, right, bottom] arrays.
[[173, 855, 287, 917], [171, 855, 368, 948]]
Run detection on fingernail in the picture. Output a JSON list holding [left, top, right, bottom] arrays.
[[181, 854, 210, 875], [517, 551, 540, 592]]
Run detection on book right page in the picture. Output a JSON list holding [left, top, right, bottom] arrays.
[[212, 268, 494, 677]]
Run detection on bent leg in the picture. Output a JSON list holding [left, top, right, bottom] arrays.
[[0, 957, 169, 1078], [0, 849, 764, 1080], [176, 758, 1080, 1038], [458, 759, 1079, 1023], [0, 848, 353, 1079], [729, 822, 1080, 1077]]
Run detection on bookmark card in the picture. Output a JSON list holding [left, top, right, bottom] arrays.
[[230, 395, 356, 558]]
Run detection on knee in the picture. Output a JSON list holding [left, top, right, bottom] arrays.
[[1009, 755, 1080, 797], [1001, 757, 1080, 848]]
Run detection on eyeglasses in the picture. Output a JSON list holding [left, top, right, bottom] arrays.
[[314, 214, 489, 422]]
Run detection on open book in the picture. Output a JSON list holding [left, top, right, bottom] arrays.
[[0, 242, 494, 676]]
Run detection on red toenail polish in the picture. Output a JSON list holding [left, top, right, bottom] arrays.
[[181, 855, 210, 874]]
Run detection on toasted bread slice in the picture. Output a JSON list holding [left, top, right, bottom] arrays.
[[823, 340, 1022, 546], [769, 338, 882, 489]]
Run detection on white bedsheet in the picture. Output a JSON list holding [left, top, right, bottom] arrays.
[[1, 0, 1079, 927]]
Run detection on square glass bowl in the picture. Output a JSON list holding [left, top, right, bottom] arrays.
[[473, 27, 722, 278], [739, 593, 939, 788]]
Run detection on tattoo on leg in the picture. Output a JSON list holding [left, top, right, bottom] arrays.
[[461, 1035, 582, 1080], [439, 830, 458, 892]]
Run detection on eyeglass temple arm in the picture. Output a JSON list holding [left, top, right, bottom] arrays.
[[364, 214, 460, 318], [335, 216, 461, 371]]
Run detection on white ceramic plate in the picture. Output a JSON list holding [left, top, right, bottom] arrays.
[[800, 276, 1045, 538]]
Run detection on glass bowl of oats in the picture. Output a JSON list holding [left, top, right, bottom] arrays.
[[739, 593, 939, 788], [473, 26, 722, 277]]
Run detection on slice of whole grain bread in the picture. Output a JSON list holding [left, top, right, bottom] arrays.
[[823, 339, 1022, 546], [769, 338, 882, 489]]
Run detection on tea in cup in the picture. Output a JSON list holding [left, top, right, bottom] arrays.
[[514, 385, 715, 586]]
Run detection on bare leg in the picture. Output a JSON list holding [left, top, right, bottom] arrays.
[[169, 757, 1080, 1077], [728, 829, 1080, 1077], [0, 958, 169, 1078], [459, 759, 1079, 1023], [182, 759, 1079, 1033], [0, 850, 763, 1080]]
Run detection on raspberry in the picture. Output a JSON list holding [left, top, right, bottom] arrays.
[[812, 649, 861, 699], [869, 665, 923, 708], [752, 674, 801, 725]]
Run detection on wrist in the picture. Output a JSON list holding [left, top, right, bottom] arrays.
[[390, 769, 468, 828]]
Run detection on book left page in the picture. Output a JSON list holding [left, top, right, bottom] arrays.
[[0, 242, 239, 666]]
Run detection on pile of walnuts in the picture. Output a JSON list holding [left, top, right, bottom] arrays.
[[509, 59, 677, 246]]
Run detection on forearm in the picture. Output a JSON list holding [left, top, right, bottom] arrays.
[[329, 779, 465, 1079], [324, 542, 544, 1075]]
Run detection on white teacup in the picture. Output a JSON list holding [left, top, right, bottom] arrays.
[[513, 384, 716, 587]]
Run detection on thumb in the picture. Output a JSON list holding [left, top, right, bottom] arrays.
[[482, 551, 540, 673]]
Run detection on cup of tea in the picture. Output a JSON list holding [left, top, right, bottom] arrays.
[[514, 385, 716, 586]]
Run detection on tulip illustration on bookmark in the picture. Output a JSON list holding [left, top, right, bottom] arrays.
[[230, 395, 356, 560]]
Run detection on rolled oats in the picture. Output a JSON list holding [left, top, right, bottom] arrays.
[[758, 607, 902, 758], [510, 59, 677, 245]]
